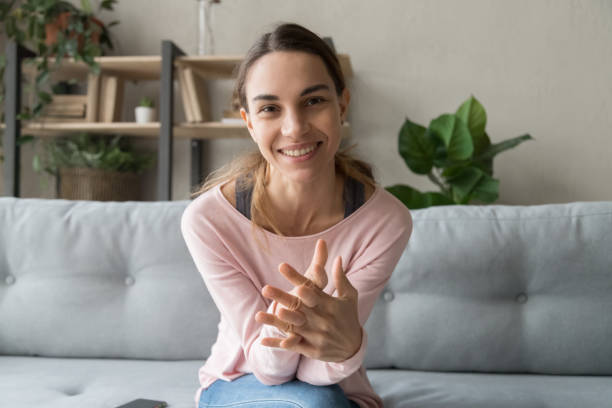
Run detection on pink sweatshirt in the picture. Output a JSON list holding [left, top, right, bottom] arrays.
[[181, 182, 412, 407]]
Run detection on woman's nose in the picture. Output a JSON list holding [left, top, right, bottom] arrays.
[[281, 109, 310, 138]]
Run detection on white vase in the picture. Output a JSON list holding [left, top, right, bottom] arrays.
[[197, 0, 215, 55], [135, 107, 156, 123]]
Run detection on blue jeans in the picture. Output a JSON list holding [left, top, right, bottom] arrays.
[[198, 374, 360, 408]]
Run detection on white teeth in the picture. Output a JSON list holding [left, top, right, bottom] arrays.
[[281, 144, 317, 157]]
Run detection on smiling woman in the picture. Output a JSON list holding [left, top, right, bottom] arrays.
[[193, 23, 376, 237], [181, 23, 413, 408]]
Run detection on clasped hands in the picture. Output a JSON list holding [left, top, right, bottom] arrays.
[[255, 239, 362, 363]]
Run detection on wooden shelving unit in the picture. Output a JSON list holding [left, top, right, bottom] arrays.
[[2, 41, 353, 200]]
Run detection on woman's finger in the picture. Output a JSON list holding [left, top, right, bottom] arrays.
[[310, 239, 328, 269], [261, 332, 302, 349], [278, 263, 310, 287], [306, 240, 328, 289], [294, 282, 322, 308], [262, 285, 303, 310], [277, 307, 306, 326], [281, 332, 302, 348], [333, 255, 357, 299], [255, 311, 293, 333], [261, 337, 282, 348]]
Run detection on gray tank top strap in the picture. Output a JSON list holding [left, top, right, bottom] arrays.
[[235, 176, 253, 220], [343, 176, 365, 218], [235, 175, 365, 220]]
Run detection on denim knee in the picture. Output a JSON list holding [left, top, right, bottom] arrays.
[[199, 375, 355, 408], [292, 384, 354, 408]]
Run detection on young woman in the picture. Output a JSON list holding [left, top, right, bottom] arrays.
[[181, 23, 412, 408]]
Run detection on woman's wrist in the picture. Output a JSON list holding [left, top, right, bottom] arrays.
[[342, 326, 363, 362]]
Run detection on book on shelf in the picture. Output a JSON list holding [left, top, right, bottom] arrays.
[[178, 67, 210, 123], [98, 75, 124, 122]]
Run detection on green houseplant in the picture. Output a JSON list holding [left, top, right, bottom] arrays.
[[0, 0, 118, 120], [33, 133, 154, 200], [387, 95, 533, 209]]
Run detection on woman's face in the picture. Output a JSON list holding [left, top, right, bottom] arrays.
[[241, 51, 350, 185]]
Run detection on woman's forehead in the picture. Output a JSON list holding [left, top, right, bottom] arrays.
[[245, 51, 334, 98]]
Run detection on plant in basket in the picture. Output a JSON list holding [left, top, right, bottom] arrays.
[[32, 133, 155, 201]]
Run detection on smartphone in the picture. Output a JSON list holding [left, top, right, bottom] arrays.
[[115, 399, 168, 408]]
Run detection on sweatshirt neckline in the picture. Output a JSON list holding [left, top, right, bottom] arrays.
[[214, 182, 381, 241]]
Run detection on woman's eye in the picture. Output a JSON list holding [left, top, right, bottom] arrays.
[[260, 105, 278, 113], [306, 97, 325, 106]]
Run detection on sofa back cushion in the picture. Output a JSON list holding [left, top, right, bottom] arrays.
[[0, 198, 217, 360], [3, 198, 611, 374], [363, 201, 612, 375]]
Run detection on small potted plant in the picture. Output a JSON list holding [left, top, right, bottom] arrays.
[[135, 96, 156, 123], [33, 132, 154, 201]]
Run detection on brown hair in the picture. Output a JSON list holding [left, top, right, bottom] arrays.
[[191, 23, 375, 236]]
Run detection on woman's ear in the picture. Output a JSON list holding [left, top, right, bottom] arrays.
[[339, 88, 350, 123], [240, 108, 257, 143]]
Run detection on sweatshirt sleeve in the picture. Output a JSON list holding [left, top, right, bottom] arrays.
[[181, 205, 300, 386], [296, 203, 412, 385]]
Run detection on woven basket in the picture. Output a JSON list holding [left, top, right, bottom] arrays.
[[59, 167, 141, 201]]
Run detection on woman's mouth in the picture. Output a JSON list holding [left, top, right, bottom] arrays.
[[278, 141, 323, 159]]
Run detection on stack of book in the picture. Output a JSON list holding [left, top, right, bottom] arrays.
[[43, 94, 87, 122]]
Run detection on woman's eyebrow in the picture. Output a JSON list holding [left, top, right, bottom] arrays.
[[300, 84, 330, 96], [251, 84, 330, 103]]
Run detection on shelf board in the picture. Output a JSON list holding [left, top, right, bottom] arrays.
[[2, 121, 351, 140], [176, 122, 251, 139], [177, 54, 353, 79], [7, 122, 248, 139], [23, 56, 163, 81], [23, 54, 353, 81]]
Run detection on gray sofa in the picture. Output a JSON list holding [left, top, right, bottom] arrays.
[[1, 197, 611, 408]]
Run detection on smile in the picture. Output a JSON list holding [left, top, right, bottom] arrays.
[[278, 142, 322, 157]]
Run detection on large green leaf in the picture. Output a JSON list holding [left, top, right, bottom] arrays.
[[456, 95, 487, 146], [386, 184, 455, 209], [398, 118, 435, 175], [447, 166, 482, 203], [475, 134, 533, 161], [428, 114, 474, 161], [471, 176, 499, 203], [470, 130, 493, 175], [447, 166, 500, 204], [471, 156, 494, 176]]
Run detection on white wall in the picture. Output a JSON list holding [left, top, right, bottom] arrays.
[[5, 0, 612, 203]]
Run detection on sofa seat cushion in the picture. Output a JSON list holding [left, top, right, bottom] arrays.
[[3, 356, 611, 408], [368, 369, 612, 408], [0, 356, 201, 408]]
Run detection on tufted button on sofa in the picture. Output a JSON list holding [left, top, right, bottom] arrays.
[[1, 198, 611, 407]]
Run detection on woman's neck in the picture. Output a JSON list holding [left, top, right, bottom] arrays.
[[264, 167, 344, 236]]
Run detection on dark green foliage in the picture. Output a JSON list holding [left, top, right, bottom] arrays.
[[387, 95, 533, 209], [32, 133, 154, 177]]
